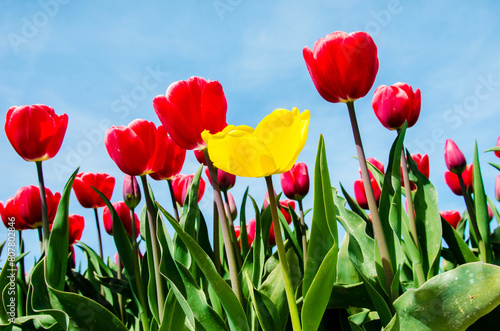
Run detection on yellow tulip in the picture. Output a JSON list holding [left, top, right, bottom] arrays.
[[202, 107, 310, 178]]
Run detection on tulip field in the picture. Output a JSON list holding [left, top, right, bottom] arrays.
[[2, 25, 500, 331]]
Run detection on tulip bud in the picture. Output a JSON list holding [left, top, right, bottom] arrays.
[[440, 210, 461, 229], [444, 164, 473, 196], [362, 157, 385, 179], [444, 139, 466, 174], [496, 174, 500, 202], [280, 162, 310, 201], [224, 192, 237, 220], [123, 175, 141, 210], [68, 214, 85, 245], [103, 201, 141, 239], [354, 178, 381, 209], [194, 149, 207, 165], [205, 167, 236, 192], [372, 83, 421, 130], [171, 174, 205, 207]]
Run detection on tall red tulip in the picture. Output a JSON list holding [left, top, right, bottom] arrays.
[[444, 164, 473, 196], [303, 31, 379, 103], [440, 210, 461, 229], [150, 125, 186, 181], [103, 201, 140, 239], [0, 198, 29, 231], [372, 83, 421, 130], [73, 172, 115, 209], [5, 104, 68, 162], [354, 178, 381, 209], [171, 174, 206, 207], [280, 162, 309, 201], [153, 77, 228, 150], [105, 119, 165, 176], [444, 139, 466, 175], [204, 167, 236, 192], [14, 185, 60, 229]]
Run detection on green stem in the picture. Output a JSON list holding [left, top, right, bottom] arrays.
[[203, 148, 243, 304], [223, 190, 242, 269], [37, 227, 43, 255], [116, 254, 125, 322], [167, 179, 180, 223], [140, 175, 165, 322], [213, 200, 221, 274], [265, 176, 301, 331], [18, 231, 25, 317], [458, 174, 486, 262], [93, 208, 104, 259], [36, 161, 50, 254], [346, 101, 395, 301], [129, 207, 150, 331], [298, 199, 307, 271]]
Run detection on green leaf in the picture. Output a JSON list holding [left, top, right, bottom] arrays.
[[239, 187, 250, 258], [394, 262, 500, 330], [484, 146, 500, 153], [327, 282, 373, 310], [0, 258, 15, 324], [245, 272, 281, 331], [157, 203, 249, 331], [473, 141, 492, 263], [304, 135, 338, 296], [46, 168, 78, 290], [489, 162, 500, 172], [441, 217, 479, 264], [14, 314, 58, 329], [336, 235, 361, 285]]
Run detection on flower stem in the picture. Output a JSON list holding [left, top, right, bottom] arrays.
[[458, 174, 486, 262], [167, 179, 180, 223], [265, 176, 301, 331], [93, 208, 104, 259], [213, 200, 221, 274], [298, 199, 307, 270], [223, 190, 242, 269], [400, 149, 425, 286], [203, 148, 243, 304], [36, 161, 49, 254], [346, 101, 395, 300], [116, 254, 125, 322], [18, 230, 26, 317], [37, 227, 43, 254], [129, 207, 150, 331], [140, 175, 165, 322]]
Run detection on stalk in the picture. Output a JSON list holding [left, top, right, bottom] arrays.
[[35, 161, 50, 254], [167, 178, 180, 223], [93, 208, 104, 259], [265, 176, 301, 331], [297, 199, 307, 269], [223, 190, 242, 268]]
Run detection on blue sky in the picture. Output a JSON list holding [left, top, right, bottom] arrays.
[[1, 0, 500, 265]]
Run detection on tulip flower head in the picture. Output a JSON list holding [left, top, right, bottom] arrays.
[[153, 76, 228, 150], [73, 172, 115, 209], [0, 198, 29, 231], [202, 108, 310, 178], [280, 162, 310, 201], [103, 201, 140, 239], [372, 83, 421, 130], [149, 125, 186, 181], [444, 164, 473, 196], [402, 154, 430, 190], [444, 139, 466, 175], [440, 210, 462, 229], [105, 119, 165, 176], [68, 214, 85, 245], [5, 104, 68, 162], [303, 31, 379, 103], [14, 185, 60, 229], [123, 175, 141, 210], [204, 167, 236, 192], [363, 157, 385, 179], [354, 178, 381, 210], [171, 174, 206, 207]]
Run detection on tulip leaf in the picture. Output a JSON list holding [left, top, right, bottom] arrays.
[[45, 168, 78, 291], [157, 202, 249, 331], [394, 262, 500, 330], [487, 197, 500, 227], [485, 146, 500, 152], [304, 135, 338, 296], [249, 194, 265, 288], [489, 162, 500, 172], [473, 142, 492, 263], [441, 216, 479, 265], [12, 314, 58, 329], [327, 282, 373, 310], [245, 272, 281, 331], [161, 291, 190, 331], [0, 258, 14, 324], [277, 206, 303, 261], [336, 235, 361, 285], [339, 183, 371, 230], [240, 187, 250, 257]]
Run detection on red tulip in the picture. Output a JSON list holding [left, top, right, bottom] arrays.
[[402, 154, 430, 190], [362, 157, 385, 179], [153, 76, 228, 150], [268, 200, 295, 246], [495, 136, 500, 158], [103, 201, 140, 239], [105, 119, 166, 176], [194, 149, 207, 165], [14, 185, 60, 229], [246, 218, 256, 247], [372, 83, 421, 130], [444, 139, 466, 175], [354, 178, 381, 209], [73, 172, 115, 209], [171, 174, 206, 207], [5, 104, 68, 162], [303, 31, 379, 103], [68, 214, 85, 245], [440, 210, 461, 229], [149, 125, 186, 181], [444, 164, 473, 196], [204, 167, 236, 192], [495, 174, 500, 202], [123, 175, 141, 210], [280, 162, 309, 201], [0, 198, 29, 231]]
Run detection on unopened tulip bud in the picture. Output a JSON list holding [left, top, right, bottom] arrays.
[[280, 162, 310, 201], [354, 178, 381, 210], [440, 210, 461, 229], [444, 139, 466, 174], [205, 167, 236, 192], [123, 175, 141, 210], [224, 192, 238, 220], [496, 174, 500, 202]]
